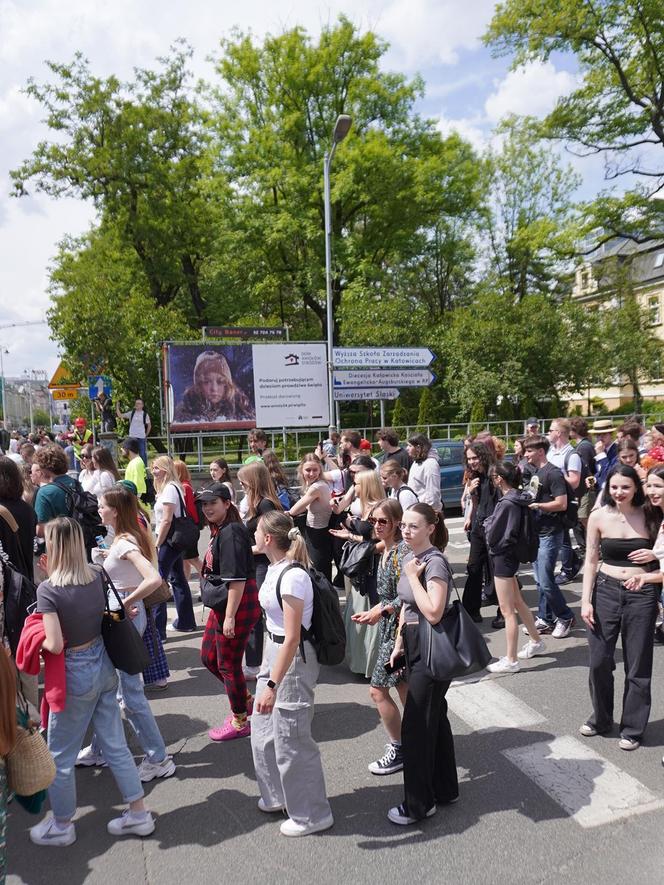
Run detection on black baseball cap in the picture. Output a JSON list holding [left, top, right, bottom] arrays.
[[195, 482, 232, 502], [525, 417, 539, 426]]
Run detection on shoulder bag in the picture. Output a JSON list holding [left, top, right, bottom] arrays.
[[418, 565, 491, 681], [100, 568, 151, 675], [166, 485, 200, 553], [142, 579, 173, 610]]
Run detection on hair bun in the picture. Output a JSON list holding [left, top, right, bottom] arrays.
[[288, 527, 301, 541]]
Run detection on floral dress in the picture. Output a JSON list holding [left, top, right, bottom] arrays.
[[370, 540, 408, 689]]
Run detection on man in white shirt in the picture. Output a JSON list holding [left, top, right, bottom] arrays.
[[547, 418, 582, 585], [117, 398, 151, 465]]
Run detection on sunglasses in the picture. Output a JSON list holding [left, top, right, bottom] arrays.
[[81, 454, 92, 460], [368, 516, 390, 526]]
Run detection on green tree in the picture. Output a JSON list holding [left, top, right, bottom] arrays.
[[485, 0, 664, 243]]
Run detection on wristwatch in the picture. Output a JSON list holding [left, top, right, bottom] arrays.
[[266, 679, 278, 690]]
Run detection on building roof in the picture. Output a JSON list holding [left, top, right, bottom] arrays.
[[583, 236, 664, 289]]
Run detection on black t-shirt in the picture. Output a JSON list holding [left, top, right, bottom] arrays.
[[472, 473, 498, 534], [0, 497, 37, 582], [574, 438, 596, 485], [529, 462, 567, 535], [207, 522, 255, 581], [378, 446, 411, 472]]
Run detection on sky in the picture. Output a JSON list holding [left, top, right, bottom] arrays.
[[0, 0, 606, 382]]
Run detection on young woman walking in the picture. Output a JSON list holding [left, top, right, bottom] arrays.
[[30, 517, 155, 845], [286, 453, 332, 579], [209, 458, 235, 502], [350, 498, 409, 775], [580, 465, 660, 751], [76, 487, 175, 782], [250, 511, 334, 837], [380, 459, 418, 510], [485, 462, 545, 673], [198, 482, 260, 741], [388, 503, 457, 826]]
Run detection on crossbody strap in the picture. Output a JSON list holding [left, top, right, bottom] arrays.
[[0, 504, 19, 534]]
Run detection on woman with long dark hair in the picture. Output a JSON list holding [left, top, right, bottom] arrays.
[[580, 464, 660, 751], [461, 442, 498, 623], [387, 503, 456, 825], [209, 458, 235, 502], [198, 482, 259, 741]]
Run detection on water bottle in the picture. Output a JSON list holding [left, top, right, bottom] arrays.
[[96, 535, 108, 550]]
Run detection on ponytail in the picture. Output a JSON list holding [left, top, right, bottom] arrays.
[[259, 510, 312, 568]]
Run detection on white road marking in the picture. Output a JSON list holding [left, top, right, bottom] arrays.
[[503, 735, 664, 828], [447, 680, 546, 732]]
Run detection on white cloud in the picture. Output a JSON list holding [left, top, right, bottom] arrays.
[[436, 113, 488, 152], [484, 61, 578, 124]]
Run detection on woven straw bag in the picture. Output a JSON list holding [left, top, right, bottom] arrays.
[[7, 723, 56, 796]]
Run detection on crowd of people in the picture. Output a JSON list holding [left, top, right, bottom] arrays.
[[3, 412, 664, 875]]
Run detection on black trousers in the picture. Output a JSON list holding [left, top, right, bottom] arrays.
[[245, 558, 267, 668], [463, 530, 492, 617], [401, 625, 458, 819], [586, 572, 658, 740], [305, 525, 333, 581]]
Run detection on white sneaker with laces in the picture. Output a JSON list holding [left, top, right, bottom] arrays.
[[517, 639, 546, 660], [522, 618, 553, 635], [29, 816, 76, 847], [107, 810, 156, 837], [552, 616, 575, 638], [75, 745, 107, 767], [387, 804, 436, 826], [487, 656, 520, 674], [137, 755, 176, 783]]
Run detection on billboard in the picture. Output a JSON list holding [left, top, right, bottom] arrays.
[[165, 342, 329, 431]]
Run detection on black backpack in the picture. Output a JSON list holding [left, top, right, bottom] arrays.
[[2, 559, 37, 656], [276, 562, 346, 666], [52, 477, 106, 554], [560, 452, 580, 530], [142, 470, 157, 507], [515, 499, 540, 564], [396, 485, 419, 503]]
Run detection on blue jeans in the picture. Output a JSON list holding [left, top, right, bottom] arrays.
[[157, 542, 196, 632], [47, 639, 144, 820], [91, 601, 167, 764], [533, 530, 575, 623], [137, 438, 148, 466]]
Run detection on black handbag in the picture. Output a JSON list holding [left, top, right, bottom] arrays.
[[418, 573, 491, 681], [199, 574, 230, 613], [99, 568, 151, 675], [167, 485, 200, 553], [339, 540, 376, 580]]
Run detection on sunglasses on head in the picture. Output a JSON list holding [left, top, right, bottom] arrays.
[[368, 516, 390, 526]]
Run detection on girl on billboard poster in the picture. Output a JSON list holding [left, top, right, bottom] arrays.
[[173, 350, 255, 424]]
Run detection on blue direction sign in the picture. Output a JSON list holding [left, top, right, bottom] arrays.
[[333, 369, 435, 389], [333, 347, 435, 368], [333, 387, 400, 402], [88, 375, 112, 399]]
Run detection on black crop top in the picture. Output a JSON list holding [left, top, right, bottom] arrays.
[[600, 537, 655, 568]]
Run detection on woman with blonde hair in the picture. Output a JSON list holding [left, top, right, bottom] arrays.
[[331, 469, 386, 677], [286, 453, 332, 579], [30, 517, 155, 845], [152, 455, 196, 635], [237, 460, 283, 678], [251, 512, 333, 836], [76, 487, 174, 782]]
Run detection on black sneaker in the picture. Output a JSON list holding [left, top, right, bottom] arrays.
[[368, 743, 403, 775]]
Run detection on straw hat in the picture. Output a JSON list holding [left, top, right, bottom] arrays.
[[591, 418, 616, 434]]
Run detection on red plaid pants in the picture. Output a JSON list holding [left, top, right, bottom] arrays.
[[200, 579, 261, 714]]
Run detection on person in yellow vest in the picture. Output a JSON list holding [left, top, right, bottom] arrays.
[[64, 417, 93, 471]]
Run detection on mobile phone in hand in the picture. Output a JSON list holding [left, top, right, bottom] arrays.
[[384, 654, 406, 674]]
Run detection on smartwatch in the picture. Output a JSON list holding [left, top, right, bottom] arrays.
[[267, 679, 278, 690]]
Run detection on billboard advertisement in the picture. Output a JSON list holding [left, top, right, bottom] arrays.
[[165, 342, 329, 431]]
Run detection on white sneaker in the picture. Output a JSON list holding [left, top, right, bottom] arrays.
[[258, 797, 285, 813], [387, 804, 436, 826], [107, 810, 156, 837], [487, 657, 520, 674], [522, 618, 553, 635], [29, 816, 76, 847], [280, 813, 334, 836], [75, 745, 107, 767], [137, 755, 176, 783], [243, 665, 260, 680], [517, 639, 546, 660], [552, 616, 575, 639]]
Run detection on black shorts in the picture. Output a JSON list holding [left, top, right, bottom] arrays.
[[491, 552, 519, 579]]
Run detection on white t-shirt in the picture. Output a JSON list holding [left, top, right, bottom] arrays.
[[154, 482, 184, 531], [389, 484, 419, 511], [81, 469, 115, 499], [259, 560, 314, 634], [121, 409, 149, 439], [96, 537, 143, 590]]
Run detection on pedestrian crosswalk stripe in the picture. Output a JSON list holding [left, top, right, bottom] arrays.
[[448, 680, 546, 732], [502, 735, 664, 828]]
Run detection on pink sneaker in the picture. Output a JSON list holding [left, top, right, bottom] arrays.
[[209, 719, 251, 741]]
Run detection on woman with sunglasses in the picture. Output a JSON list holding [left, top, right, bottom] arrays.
[[388, 503, 457, 826], [351, 498, 409, 775], [78, 444, 95, 492]]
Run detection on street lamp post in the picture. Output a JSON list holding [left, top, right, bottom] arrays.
[[324, 114, 352, 436], [0, 347, 7, 428]]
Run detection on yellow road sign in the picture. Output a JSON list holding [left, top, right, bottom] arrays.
[[48, 361, 79, 390], [51, 388, 80, 401]]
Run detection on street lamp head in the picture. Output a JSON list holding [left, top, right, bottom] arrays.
[[332, 114, 352, 144]]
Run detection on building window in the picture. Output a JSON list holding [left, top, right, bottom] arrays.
[[654, 252, 664, 268], [648, 294, 661, 326]]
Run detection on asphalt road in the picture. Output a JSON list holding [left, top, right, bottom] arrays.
[[7, 517, 664, 884]]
